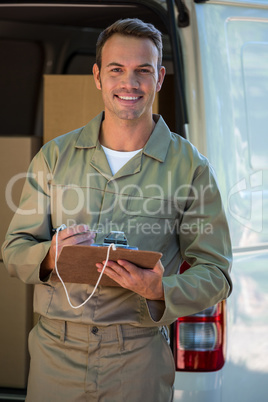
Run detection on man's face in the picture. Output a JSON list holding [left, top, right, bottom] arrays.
[[93, 34, 165, 122]]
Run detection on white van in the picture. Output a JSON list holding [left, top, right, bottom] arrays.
[[0, 1, 267, 401], [172, 1, 268, 401]]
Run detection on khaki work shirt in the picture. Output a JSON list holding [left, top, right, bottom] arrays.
[[2, 113, 232, 326]]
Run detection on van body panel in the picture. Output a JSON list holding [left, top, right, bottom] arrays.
[[174, 371, 221, 401], [175, 1, 268, 401], [222, 249, 268, 402]]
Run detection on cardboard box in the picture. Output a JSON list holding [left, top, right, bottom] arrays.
[[0, 136, 41, 388], [0, 262, 33, 388], [43, 74, 159, 143], [0, 136, 41, 259]]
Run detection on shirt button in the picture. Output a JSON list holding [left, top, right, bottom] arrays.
[[92, 326, 99, 335]]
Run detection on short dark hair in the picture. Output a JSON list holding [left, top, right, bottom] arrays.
[[96, 18, 163, 70]]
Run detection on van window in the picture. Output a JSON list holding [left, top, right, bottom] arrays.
[[242, 42, 268, 170], [65, 54, 96, 75]]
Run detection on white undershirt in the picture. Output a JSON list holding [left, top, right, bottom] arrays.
[[101, 145, 142, 176]]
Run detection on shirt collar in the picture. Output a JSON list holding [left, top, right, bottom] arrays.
[[75, 112, 104, 149], [143, 115, 171, 162], [75, 112, 172, 163]]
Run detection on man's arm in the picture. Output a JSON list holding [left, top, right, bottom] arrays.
[[96, 161, 232, 326], [1, 150, 95, 284]]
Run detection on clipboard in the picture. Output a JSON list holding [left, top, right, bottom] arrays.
[[51, 245, 162, 287]]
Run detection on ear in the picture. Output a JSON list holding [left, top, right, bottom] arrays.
[[156, 66, 166, 92], [93, 63, 101, 90]]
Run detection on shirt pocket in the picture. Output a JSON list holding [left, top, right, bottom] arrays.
[[120, 197, 180, 255], [50, 182, 103, 227]]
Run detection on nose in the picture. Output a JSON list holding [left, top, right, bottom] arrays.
[[120, 71, 139, 90]]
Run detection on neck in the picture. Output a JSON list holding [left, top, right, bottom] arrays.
[[99, 113, 156, 151]]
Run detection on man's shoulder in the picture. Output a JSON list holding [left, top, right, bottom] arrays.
[[41, 112, 103, 153], [37, 126, 85, 172], [169, 130, 208, 167], [42, 126, 85, 151]]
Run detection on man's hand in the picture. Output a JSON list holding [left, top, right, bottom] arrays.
[[96, 259, 165, 301], [40, 224, 95, 278]]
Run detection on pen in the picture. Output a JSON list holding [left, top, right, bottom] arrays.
[[52, 226, 102, 234]]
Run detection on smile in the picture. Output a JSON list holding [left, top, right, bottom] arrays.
[[117, 95, 141, 100]]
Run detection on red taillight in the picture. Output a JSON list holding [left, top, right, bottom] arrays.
[[174, 300, 226, 372]]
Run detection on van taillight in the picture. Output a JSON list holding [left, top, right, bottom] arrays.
[[174, 300, 226, 372]]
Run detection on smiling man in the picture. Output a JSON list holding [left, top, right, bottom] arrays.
[[2, 18, 232, 402], [93, 32, 165, 138]]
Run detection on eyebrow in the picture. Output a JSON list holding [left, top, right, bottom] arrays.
[[105, 62, 154, 69]]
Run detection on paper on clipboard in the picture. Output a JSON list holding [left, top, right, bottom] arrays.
[[51, 245, 163, 287]]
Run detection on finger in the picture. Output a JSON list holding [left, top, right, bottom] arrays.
[[96, 264, 129, 287], [117, 259, 138, 272], [97, 261, 130, 278], [66, 232, 96, 246], [95, 262, 119, 271], [117, 259, 163, 274], [56, 225, 96, 244], [101, 260, 129, 273], [62, 224, 90, 239], [79, 238, 95, 246], [153, 259, 164, 273]]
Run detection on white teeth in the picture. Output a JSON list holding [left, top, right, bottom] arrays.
[[118, 96, 139, 100]]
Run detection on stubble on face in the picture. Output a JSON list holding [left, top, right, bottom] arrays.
[[96, 34, 163, 123]]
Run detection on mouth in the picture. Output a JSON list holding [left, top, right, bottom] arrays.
[[115, 94, 142, 102], [117, 95, 141, 101]]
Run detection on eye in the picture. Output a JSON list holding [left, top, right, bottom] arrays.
[[111, 67, 122, 73], [137, 68, 151, 74]]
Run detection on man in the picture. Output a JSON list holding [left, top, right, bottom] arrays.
[[2, 18, 232, 402]]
